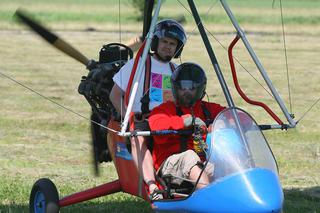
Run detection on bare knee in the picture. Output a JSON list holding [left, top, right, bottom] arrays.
[[190, 165, 209, 189]]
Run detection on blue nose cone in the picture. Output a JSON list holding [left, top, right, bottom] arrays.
[[153, 168, 283, 213]]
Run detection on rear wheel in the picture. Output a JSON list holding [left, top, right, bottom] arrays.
[[29, 178, 59, 213]]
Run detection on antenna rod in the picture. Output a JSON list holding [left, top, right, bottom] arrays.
[[220, 0, 296, 128]]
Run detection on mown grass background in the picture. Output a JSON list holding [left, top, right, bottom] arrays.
[[0, 0, 319, 212]]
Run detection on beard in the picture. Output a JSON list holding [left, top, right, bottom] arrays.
[[177, 92, 194, 107], [154, 52, 173, 63]]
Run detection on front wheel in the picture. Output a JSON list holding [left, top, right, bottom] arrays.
[[29, 178, 59, 213]]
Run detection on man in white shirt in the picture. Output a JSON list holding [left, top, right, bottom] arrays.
[[109, 19, 186, 200]]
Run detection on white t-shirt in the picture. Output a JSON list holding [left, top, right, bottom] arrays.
[[113, 55, 176, 112]]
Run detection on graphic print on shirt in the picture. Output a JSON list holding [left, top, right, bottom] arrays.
[[150, 72, 173, 104]]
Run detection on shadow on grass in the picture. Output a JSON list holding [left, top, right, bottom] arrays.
[[1, 187, 319, 213], [61, 200, 153, 213], [0, 199, 153, 213], [284, 186, 320, 213]]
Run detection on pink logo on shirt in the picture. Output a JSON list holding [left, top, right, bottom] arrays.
[[151, 73, 162, 88]]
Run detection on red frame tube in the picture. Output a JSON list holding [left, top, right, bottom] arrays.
[[228, 35, 283, 125], [125, 40, 146, 106], [59, 179, 121, 207]]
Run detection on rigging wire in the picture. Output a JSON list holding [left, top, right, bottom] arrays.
[[296, 97, 320, 124], [176, 0, 274, 98], [137, 0, 273, 109], [204, 30, 274, 98], [174, 0, 219, 59], [0, 70, 117, 133], [279, 0, 293, 114], [142, 0, 219, 97], [118, 0, 124, 122], [118, 0, 122, 45], [177, 0, 319, 124], [278, 0, 319, 123]]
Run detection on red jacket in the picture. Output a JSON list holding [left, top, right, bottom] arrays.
[[149, 100, 225, 170]]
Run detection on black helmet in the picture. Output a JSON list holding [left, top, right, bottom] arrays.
[[151, 19, 187, 58], [171, 63, 207, 107]]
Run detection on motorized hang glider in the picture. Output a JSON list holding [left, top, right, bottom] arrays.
[[13, 0, 308, 212]]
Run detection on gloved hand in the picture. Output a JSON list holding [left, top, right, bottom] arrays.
[[182, 114, 206, 128]]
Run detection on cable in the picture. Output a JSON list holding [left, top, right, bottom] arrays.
[[176, 0, 274, 98], [296, 97, 320, 124], [0, 70, 117, 133], [279, 0, 293, 114], [118, 0, 124, 122]]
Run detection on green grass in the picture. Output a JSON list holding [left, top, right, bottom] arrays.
[[1, 0, 320, 31], [0, 0, 320, 212], [0, 177, 152, 213]]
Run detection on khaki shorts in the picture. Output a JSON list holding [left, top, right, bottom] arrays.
[[158, 150, 214, 185], [159, 150, 200, 185]]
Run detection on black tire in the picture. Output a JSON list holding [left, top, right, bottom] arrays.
[[29, 178, 60, 213]]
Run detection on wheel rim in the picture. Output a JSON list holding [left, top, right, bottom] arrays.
[[34, 191, 46, 213]]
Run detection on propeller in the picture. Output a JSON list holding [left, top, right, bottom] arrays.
[[14, 9, 104, 175], [14, 9, 91, 67]]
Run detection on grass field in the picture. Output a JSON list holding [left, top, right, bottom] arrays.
[[0, 0, 320, 212]]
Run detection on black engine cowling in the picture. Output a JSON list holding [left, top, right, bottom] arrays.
[[78, 43, 133, 175]]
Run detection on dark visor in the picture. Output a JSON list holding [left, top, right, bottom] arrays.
[[177, 80, 199, 90]]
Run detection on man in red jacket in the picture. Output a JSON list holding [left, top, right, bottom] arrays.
[[149, 62, 226, 189]]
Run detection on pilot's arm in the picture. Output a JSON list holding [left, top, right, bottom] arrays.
[[109, 84, 126, 116]]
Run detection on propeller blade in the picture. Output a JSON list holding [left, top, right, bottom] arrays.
[[14, 9, 90, 66]]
